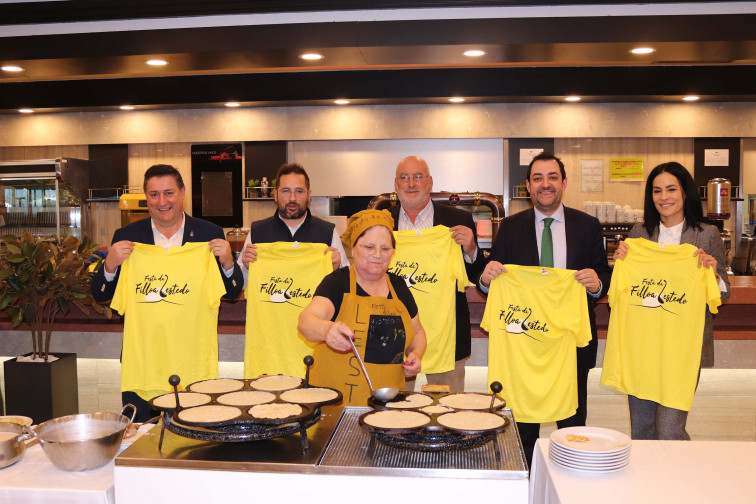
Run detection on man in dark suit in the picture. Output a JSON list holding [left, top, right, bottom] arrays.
[[91, 164, 244, 421], [389, 156, 486, 392], [479, 151, 610, 468]]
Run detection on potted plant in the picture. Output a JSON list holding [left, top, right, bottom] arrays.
[[0, 232, 111, 421], [247, 178, 260, 198]]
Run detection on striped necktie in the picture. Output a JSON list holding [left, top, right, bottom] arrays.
[[540, 217, 554, 267]]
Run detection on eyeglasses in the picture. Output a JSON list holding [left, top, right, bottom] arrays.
[[358, 243, 394, 256], [396, 174, 429, 183], [278, 188, 307, 197]]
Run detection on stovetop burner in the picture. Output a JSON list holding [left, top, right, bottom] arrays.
[[162, 407, 322, 452]]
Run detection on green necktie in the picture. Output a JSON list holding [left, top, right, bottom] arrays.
[[540, 217, 554, 268]]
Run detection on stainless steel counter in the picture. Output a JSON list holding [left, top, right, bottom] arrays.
[[116, 406, 527, 477], [115, 406, 528, 503]]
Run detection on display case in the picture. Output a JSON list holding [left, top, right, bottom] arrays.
[[0, 158, 90, 242]]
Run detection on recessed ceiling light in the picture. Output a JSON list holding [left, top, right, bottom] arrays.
[[300, 53, 323, 61], [119, 105, 135, 110], [334, 99, 350, 105], [2, 65, 24, 72], [565, 96, 581, 102], [225, 102, 241, 107], [463, 50, 486, 57], [630, 47, 655, 55], [683, 95, 700, 101], [145, 59, 168, 66], [449, 97, 465, 103], [18, 108, 33, 114]]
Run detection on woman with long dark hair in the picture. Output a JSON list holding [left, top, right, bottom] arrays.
[[611, 161, 730, 440]]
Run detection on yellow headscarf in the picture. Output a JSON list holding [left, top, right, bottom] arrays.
[[342, 209, 395, 248]]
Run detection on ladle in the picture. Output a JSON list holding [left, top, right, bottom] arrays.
[[347, 337, 399, 402]]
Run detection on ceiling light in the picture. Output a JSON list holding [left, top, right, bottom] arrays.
[[145, 59, 168, 66], [463, 50, 486, 57], [300, 53, 323, 61], [630, 47, 655, 55], [18, 108, 33, 114], [565, 96, 581, 102], [334, 99, 350, 105], [2, 65, 24, 72], [683, 95, 700, 101], [449, 97, 465, 103], [119, 105, 135, 110], [225, 102, 241, 107]]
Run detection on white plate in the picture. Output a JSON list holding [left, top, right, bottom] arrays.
[[550, 441, 630, 461], [550, 454, 629, 474], [549, 448, 629, 469], [551, 426, 631, 454], [0, 415, 33, 426]]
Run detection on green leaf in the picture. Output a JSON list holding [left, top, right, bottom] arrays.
[[56, 296, 69, 314], [5, 244, 21, 255], [0, 269, 13, 279], [0, 293, 14, 310], [10, 307, 23, 327], [2, 234, 18, 242], [21, 241, 34, 258], [6, 254, 25, 264]]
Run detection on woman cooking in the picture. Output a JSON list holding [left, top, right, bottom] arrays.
[[609, 162, 730, 440], [298, 209, 426, 405]]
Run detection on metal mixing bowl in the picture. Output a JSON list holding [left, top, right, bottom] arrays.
[[29, 405, 136, 471], [0, 422, 32, 469]]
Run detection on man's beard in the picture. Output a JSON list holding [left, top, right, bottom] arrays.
[[278, 202, 308, 220]]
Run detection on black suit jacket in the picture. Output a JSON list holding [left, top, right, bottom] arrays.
[[389, 202, 486, 361], [91, 214, 244, 303], [484, 206, 611, 369]]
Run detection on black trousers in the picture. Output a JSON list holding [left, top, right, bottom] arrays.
[[122, 391, 159, 423]]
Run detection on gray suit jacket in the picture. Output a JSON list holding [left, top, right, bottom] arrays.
[[628, 222, 730, 367]]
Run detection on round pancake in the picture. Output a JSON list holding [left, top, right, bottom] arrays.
[[178, 405, 242, 424], [250, 375, 302, 391], [152, 392, 211, 409], [217, 390, 275, 406], [280, 387, 338, 404], [420, 405, 453, 414], [189, 378, 244, 394], [439, 393, 504, 410], [248, 403, 303, 419], [363, 410, 430, 429], [437, 411, 505, 431], [385, 394, 434, 409]]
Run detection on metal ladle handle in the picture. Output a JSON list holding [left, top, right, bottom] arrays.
[[347, 337, 375, 393]]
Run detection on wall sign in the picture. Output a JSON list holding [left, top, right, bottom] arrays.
[[610, 158, 644, 181]]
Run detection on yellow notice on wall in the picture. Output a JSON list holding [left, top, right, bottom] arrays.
[[610, 159, 644, 180]]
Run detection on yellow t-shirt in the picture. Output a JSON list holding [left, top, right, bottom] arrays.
[[111, 242, 226, 400], [481, 265, 590, 423], [601, 237, 722, 411], [245, 242, 332, 379], [389, 225, 468, 374]]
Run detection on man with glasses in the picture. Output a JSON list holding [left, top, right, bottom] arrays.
[[388, 156, 485, 392], [237, 163, 349, 283]]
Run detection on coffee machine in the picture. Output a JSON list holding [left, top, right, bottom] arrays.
[[706, 178, 733, 275]]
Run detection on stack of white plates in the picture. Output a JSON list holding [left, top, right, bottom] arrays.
[[549, 426, 631, 473]]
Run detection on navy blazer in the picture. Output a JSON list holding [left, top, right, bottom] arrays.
[[484, 206, 611, 368], [390, 202, 486, 361], [91, 214, 244, 303]]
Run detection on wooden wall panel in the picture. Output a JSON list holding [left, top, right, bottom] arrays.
[[0, 145, 88, 161], [128, 143, 193, 213], [556, 137, 694, 210]]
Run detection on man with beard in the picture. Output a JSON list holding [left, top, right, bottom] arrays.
[[237, 163, 348, 285], [478, 151, 610, 468]]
